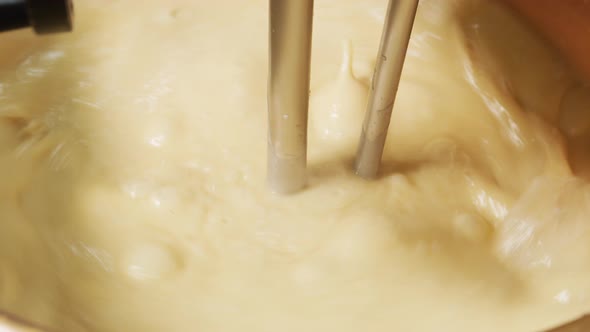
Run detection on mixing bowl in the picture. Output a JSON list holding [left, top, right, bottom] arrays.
[[1, 310, 590, 331]]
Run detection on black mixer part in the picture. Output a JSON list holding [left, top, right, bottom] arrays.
[[0, 0, 73, 34]]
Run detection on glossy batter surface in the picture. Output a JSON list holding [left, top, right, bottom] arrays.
[[1, 0, 590, 331]]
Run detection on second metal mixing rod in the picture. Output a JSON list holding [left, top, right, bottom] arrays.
[[355, 0, 419, 178]]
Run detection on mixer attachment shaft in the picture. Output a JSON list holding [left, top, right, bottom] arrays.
[[267, 0, 314, 194], [354, 0, 418, 178]]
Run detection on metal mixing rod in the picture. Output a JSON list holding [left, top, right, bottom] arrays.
[[267, 0, 418, 194], [355, 0, 418, 178], [267, 0, 314, 194], [0, 0, 73, 34]]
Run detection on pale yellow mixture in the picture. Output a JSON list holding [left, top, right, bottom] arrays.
[[1, 0, 590, 331]]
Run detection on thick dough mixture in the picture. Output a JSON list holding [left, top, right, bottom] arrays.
[[2, 0, 590, 331]]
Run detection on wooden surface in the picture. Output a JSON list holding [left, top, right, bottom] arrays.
[[546, 315, 590, 332]]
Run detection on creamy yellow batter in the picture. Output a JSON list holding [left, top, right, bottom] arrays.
[[1, 0, 590, 331]]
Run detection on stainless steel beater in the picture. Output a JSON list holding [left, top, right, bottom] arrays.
[[267, 0, 418, 193]]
